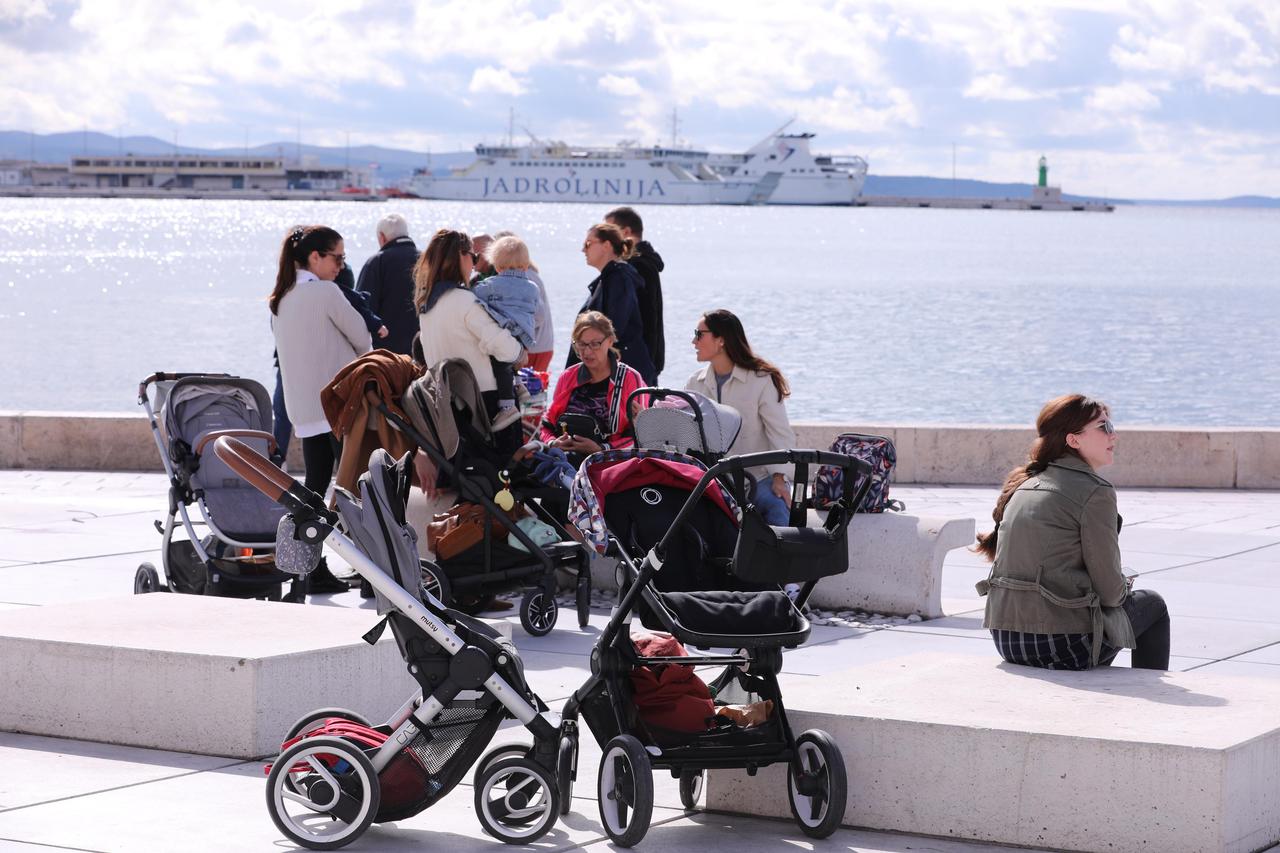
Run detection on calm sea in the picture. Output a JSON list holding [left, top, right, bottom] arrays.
[[2, 198, 1278, 426]]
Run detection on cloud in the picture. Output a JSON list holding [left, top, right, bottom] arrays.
[[468, 66, 530, 96], [964, 73, 1051, 101], [598, 74, 642, 97], [1085, 82, 1162, 113]]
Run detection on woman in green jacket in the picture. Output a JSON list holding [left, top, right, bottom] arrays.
[[975, 394, 1169, 670]]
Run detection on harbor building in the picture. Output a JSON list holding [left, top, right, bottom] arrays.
[[66, 155, 365, 191]]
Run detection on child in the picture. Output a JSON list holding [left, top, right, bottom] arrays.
[[471, 236, 541, 430]]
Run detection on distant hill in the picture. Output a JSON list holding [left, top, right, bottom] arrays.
[[3, 131, 1277, 206]]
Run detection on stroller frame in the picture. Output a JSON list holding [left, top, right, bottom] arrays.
[[136, 371, 299, 599], [369, 384, 592, 636], [561, 448, 872, 846], [215, 436, 563, 849]]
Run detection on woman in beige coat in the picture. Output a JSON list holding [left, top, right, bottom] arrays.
[[975, 394, 1169, 670]]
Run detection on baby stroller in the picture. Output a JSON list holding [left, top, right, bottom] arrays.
[[557, 446, 872, 846], [629, 388, 741, 466], [370, 358, 592, 636], [213, 436, 564, 850], [134, 372, 302, 600]]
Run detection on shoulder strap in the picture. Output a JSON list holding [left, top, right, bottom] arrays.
[[606, 361, 628, 436]]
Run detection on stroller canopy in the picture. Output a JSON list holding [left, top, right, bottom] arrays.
[[632, 391, 741, 458], [569, 448, 739, 555], [401, 358, 491, 462]]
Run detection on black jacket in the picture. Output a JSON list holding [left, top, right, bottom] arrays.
[[566, 260, 657, 384], [629, 241, 665, 376], [356, 236, 420, 355]]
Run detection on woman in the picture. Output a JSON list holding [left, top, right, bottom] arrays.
[[685, 309, 796, 527], [539, 311, 646, 458], [975, 395, 1170, 670], [567, 223, 655, 385], [269, 225, 371, 593], [414, 228, 525, 450]]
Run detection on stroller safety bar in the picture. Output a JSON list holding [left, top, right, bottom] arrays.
[[195, 429, 277, 457]]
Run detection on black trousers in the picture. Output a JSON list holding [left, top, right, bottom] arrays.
[[1102, 588, 1171, 670], [301, 433, 341, 497]]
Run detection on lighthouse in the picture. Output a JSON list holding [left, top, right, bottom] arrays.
[[1032, 155, 1062, 204]]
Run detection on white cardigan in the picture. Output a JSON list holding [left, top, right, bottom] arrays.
[[272, 273, 371, 438], [418, 287, 522, 392], [686, 363, 797, 478]]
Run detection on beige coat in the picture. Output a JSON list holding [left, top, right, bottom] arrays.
[[272, 274, 371, 438], [979, 454, 1134, 664], [418, 288, 522, 393], [686, 364, 796, 478]]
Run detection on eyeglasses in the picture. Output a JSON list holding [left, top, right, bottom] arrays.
[[692, 328, 712, 340], [574, 337, 609, 352], [323, 252, 346, 265]]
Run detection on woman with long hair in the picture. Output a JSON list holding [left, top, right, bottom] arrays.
[[975, 394, 1169, 670], [568, 223, 655, 385], [685, 309, 795, 526], [270, 225, 371, 593], [414, 228, 524, 450]]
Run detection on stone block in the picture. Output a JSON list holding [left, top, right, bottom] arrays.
[[19, 412, 156, 471], [0, 413, 20, 468], [1105, 429, 1232, 489], [1232, 430, 1280, 489], [808, 511, 975, 617], [0, 595, 508, 758], [707, 654, 1280, 853]]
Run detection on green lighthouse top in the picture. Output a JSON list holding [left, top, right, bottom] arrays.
[[1038, 155, 1048, 187]]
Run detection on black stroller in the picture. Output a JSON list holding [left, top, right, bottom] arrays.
[[557, 446, 872, 846], [214, 436, 565, 850], [134, 372, 302, 600], [370, 358, 592, 636]]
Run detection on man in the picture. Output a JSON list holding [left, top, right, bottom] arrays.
[[470, 233, 495, 282], [355, 213, 419, 355], [604, 206, 664, 381]]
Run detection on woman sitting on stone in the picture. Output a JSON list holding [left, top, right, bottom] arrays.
[[975, 394, 1170, 670]]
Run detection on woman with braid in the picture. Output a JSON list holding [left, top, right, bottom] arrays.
[[975, 394, 1169, 670]]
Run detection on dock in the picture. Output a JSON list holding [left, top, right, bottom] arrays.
[[856, 195, 1112, 212]]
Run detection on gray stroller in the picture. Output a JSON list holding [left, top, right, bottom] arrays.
[[135, 371, 302, 599]]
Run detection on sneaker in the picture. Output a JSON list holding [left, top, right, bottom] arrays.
[[515, 381, 532, 408], [308, 561, 353, 595], [491, 405, 522, 432]]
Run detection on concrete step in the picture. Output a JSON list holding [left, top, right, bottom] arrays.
[[0, 594, 509, 759], [707, 653, 1280, 853]]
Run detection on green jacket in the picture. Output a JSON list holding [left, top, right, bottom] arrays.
[[978, 454, 1134, 665]]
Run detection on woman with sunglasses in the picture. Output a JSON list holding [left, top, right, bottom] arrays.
[[538, 311, 645, 459], [569, 223, 656, 385], [414, 228, 524, 451], [975, 394, 1170, 670], [269, 225, 372, 594]]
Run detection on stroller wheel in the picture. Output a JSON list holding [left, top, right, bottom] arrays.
[[473, 743, 530, 789], [266, 735, 380, 851], [519, 588, 558, 637], [556, 733, 577, 815], [597, 735, 653, 848], [474, 756, 559, 844], [678, 768, 704, 810], [787, 729, 847, 839], [285, 708, 373, 744], [418, 559, 452, 606], [133, 562, 164, 594]]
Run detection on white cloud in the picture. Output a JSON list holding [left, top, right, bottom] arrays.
[[792, 85, 920, 134], [963, 73, 1050, 101], [598, 74, 643, 98], [468, 66, 530, 96], [1085, 82, 1162, 113]]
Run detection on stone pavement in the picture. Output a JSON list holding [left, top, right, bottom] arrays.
[[2, 469, 1280, 852]]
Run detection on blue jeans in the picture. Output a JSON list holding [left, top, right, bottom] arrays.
[[272, 366, 292, 462], [753, 476, 790, 526]]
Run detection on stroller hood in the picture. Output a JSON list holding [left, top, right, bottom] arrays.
[[633, 390, 741, 457], [401, 358, 491, 461], [569, 448, 739, 554]]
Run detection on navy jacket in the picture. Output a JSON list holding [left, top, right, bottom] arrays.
[[567, 260, 656, 385], [629, 241, 665, 376], [356, 237, 419, 355]]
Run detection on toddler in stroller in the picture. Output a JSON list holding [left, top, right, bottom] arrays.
[[135, 372, 304, 600], [557, 446, 872, 847], [213, 435, 565, 850]]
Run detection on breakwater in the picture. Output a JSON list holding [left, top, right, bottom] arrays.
[[5, 412, 1277, 489]]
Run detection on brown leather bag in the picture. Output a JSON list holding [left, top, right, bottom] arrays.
[[427, 502, 524, 561]]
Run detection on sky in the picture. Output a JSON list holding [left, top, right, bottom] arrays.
[[1, 0, 1277, 199]]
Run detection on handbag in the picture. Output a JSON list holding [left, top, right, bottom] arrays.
[[556, 412, 605, 444], [427, 501, 527, 561]]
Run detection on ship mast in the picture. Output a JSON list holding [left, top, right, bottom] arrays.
[[670, 107, 680, 148]]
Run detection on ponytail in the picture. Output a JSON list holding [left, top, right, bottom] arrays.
[[268, 225, 341, 314]]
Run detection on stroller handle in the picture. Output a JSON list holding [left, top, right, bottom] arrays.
[[625, 387, 703, 420], [213, 436, 332, 520]]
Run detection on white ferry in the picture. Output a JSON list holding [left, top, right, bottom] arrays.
[[406, 127, 867, 206]]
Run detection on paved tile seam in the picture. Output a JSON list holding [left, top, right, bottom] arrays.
[[0, 549, 156, 567], [1182, 641, 1280, 672], [0, 759, 250, 815], [0, 838, 105, 853]]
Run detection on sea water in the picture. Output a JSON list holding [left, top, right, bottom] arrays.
[[1, 197, 1277, 425]]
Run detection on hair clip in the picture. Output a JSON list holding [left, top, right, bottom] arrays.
[[289, 226, 305, 245]]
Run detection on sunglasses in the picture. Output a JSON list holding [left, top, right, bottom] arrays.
[[692, 328, 712, 340], [1084, 419, 1115, 435], [323, 252, 346, 265], [464, 251, 479, 263]]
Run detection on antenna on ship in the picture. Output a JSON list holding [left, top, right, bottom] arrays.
[[670, 107, 680, 147], [506, 107, 515, 147]]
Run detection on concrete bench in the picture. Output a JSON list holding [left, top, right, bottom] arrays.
[[807, 510, 974, 618], [707, 654, 1280, 853], [586, 511, 974, 619], [0, 595, 509, 759]]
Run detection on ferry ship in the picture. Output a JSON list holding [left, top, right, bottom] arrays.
[[406, 126, 867, 206]]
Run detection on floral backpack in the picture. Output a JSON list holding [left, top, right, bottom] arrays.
[[813, 433, 905, 513]]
